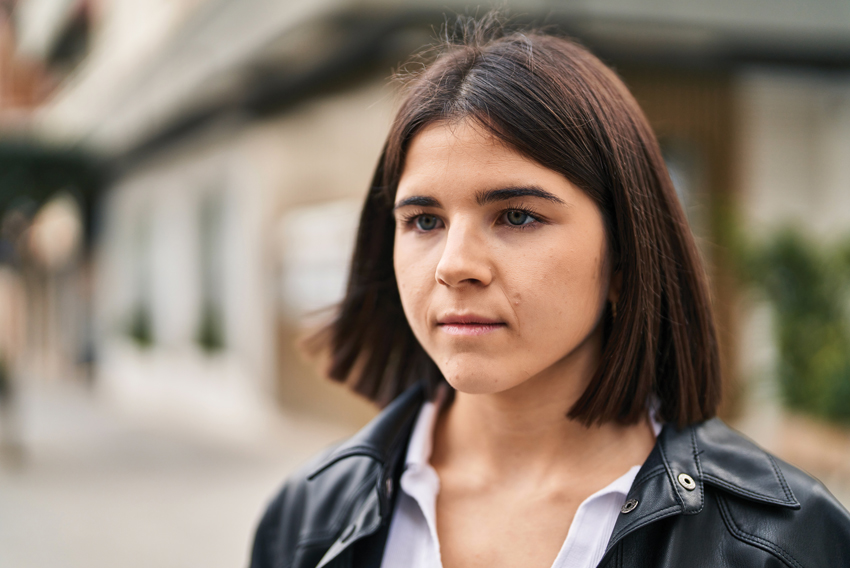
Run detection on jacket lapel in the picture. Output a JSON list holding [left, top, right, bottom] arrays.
[[601, 442, 684, 559]]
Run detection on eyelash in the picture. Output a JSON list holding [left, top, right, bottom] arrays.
[[399, 206, 546, 232]]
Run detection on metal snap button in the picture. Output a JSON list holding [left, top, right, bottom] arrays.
[[677, 473, 696, 491], [339, 524, 356, 543], [385, 478, 393, 496], [620, 498, 639, 514]]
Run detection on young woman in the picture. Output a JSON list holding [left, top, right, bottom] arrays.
[[250, 20, 850, 568]]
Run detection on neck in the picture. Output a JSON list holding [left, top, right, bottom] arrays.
[[430, 351, 656, 488]]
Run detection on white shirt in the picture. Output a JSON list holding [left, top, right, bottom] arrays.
[[380, 400, 662, 568]]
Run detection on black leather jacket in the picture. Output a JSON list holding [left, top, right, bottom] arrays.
[[250, 383, 850, 568]]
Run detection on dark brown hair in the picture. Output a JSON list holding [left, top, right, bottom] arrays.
[[317, 19, 721, 428]]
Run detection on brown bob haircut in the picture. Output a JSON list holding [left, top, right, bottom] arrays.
[[318, 18, 721, 428]]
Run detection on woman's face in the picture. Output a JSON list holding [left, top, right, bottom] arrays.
[[393, 120, 617, 396]]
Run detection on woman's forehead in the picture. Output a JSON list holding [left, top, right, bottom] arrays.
[[396, 120, 578, 206], [405, 121, 508, 165]]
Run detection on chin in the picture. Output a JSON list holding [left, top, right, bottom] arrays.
[[439, 356, 523, 395]]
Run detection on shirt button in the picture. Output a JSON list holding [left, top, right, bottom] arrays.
[[677, 473, 696, 491], [620, 498, 639, 514]]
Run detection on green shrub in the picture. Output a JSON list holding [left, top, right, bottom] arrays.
[[741, 230, 850, 423]]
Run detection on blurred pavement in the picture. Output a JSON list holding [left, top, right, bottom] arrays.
[[0, 382, 355, 568]]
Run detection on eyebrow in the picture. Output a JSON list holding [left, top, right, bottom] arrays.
[[393, 195, 441, 211], [393, 186, 566, 211], [475, 186, 566, 206]]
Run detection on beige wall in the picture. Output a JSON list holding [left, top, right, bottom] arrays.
[[739, 69, 850, 241], [96, 79, 396, 433], [243, 79, 396, 426]]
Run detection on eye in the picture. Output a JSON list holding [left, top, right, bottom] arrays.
[[416, 214, 440, 231], [504, 209, 534, 226]]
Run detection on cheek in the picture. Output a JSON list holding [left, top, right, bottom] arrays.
[[513, 241, 609, 339], [394, 240, 434, 331]]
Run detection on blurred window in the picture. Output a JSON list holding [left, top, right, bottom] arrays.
[[277, 199, 361, 324]]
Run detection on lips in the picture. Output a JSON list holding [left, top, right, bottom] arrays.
[[437, 314, 506, 336]]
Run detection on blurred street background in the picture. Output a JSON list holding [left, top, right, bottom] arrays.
[[1, 0, 850, 567]]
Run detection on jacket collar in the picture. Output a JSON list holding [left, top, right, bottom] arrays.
[[308, 381, 425, 481], [666, 417, 799, 509], [603, 417, 800, 560]]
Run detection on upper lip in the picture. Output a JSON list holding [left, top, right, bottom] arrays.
[[437, 314, 505, 325]]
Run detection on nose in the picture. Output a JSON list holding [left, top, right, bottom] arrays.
[[435, 221, 493, 287]]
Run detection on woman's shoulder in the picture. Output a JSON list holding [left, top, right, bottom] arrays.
[[730, 443, 850, 535], [604, 417, 850, 567], [250, 384, 425, 568], [775, 453, 849, 516], [249, 446, 334, 568], [686, 418, 850, 562], [249, 444, 376, 567]]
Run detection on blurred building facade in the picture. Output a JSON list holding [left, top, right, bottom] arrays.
[[0, 0, 99, 407], [4, 0, 850, 444]]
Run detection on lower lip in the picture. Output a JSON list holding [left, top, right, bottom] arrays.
[[438, 323, 505, 336]]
